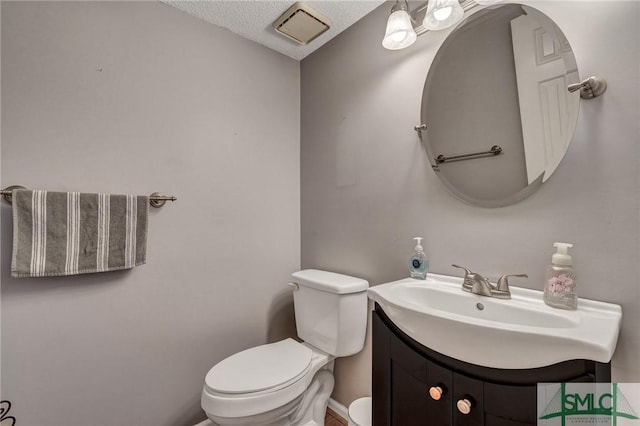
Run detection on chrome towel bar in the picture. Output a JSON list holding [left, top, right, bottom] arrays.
[[435, 145, 503, 165], [1, 186, 176, 208]]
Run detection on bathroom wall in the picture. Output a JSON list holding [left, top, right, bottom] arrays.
[[301, 0, 640, 407], [1, 2, 299, 425]]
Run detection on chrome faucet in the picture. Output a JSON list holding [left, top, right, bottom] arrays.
[[452, 265, 527, 300]]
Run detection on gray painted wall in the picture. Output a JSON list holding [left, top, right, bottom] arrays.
[[1, 2, 299, 425], [301, 1, 640, 406]]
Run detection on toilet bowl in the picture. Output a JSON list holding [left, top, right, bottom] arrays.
[[201, 270, 369, 426], [201, 339, 332, 424]]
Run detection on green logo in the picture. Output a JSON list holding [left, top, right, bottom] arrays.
[[539, 383, 639, 425]]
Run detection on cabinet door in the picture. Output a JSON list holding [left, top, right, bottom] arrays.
[[484, 383, 536, 425], [389, 330, 454, 425], [425, 360, 453, 425], [373, 311, 391, 426], [391, 360, 430, 425], [484, 414, 534, 426], [453, 373, 484, 426], [390, 329, 429, 425]]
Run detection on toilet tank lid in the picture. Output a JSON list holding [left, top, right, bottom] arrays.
[[292, 270, 368, 294]]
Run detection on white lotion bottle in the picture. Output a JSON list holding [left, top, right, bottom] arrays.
[[543, 242, 577, 310]]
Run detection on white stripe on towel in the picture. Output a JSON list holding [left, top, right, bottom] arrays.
[[65, 192, 81, 275], [125, 195, 137, 268], [30, 190, 47, 276], [96, 194, 110, 271]]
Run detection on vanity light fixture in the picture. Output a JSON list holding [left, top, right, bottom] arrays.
[[382, 0, 501, 50], [382, 0, 417, 50]]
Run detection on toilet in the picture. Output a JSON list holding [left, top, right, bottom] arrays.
[[201, 269, 369, 426]]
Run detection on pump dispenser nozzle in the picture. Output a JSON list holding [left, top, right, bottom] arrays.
[[552, 242, 573, 266], [413, 237, 424, 253]]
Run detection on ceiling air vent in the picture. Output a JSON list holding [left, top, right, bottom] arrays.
[[273, 2, 331, 45]]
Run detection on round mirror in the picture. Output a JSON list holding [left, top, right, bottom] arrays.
[[421, 3, 580, 207]]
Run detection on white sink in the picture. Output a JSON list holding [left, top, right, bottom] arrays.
[[367, 274, 622, 369]]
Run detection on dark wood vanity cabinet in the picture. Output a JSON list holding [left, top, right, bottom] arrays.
[[372, 304, 610, 426]]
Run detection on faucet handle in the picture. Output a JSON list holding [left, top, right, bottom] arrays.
[[452, 264, 473, 276], [496, 274, 528, 292], [452, 264, 473, 288], [452, 264, 487, 292]]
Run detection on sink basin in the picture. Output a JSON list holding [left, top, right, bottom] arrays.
[[367, 274, 622, 369]]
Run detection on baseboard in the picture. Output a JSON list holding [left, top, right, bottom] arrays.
[[328, 398, 349, 422]]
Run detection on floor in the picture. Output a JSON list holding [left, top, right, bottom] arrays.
[[325, 407, 348, 426]]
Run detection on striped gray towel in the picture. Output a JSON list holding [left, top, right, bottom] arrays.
[[11, 190, 148, 278]]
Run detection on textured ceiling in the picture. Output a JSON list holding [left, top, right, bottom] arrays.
[[161, 0, 386, 60]]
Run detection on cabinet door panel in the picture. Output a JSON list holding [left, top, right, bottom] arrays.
[[453, 373, 484, 426], [425, 360, 453, 425], [390, 330, 427, 383], [373, 311, 391, 426], [485, 413, 534, 426], [484, 383, 536, 424], [391, 361, 429, 425], [390, 324, 430, 424]]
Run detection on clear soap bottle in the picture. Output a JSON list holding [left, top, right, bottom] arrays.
[[543, 242, 577, 310], [409, 237, 428, 280]]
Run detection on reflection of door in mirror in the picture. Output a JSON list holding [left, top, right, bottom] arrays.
[[511, 6, 579, 184]]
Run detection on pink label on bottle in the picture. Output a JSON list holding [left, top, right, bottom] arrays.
[[547, 274, 575, 295]]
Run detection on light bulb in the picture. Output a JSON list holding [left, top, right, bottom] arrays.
[[433, 6, 452, 21], [423, 0, 464, 30], [390, 30, 409, 42]]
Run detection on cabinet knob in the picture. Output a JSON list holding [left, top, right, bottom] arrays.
[[429, 386, 445, 401], [457, 398, 472, 415]]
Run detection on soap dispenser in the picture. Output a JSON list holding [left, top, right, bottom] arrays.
[[409, 237, 428, 280], [543, 242, 577, 310]]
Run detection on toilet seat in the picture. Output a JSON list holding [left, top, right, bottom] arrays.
[[205, 339, 313, 395], [201, 339, 330, 419]]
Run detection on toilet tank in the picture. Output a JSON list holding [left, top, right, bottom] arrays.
[[291, 269, 369, 357]]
